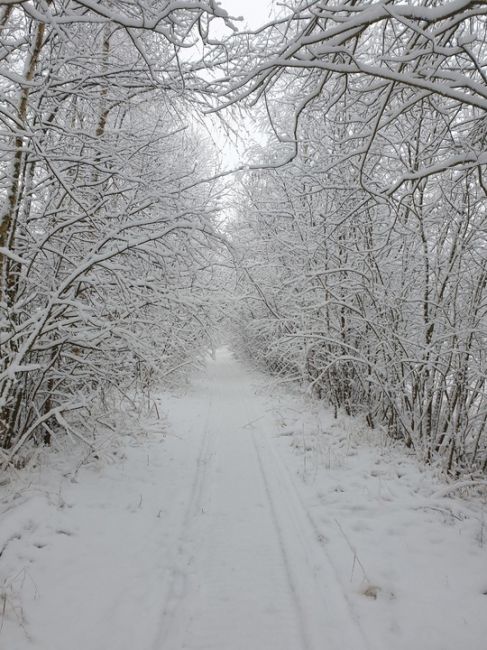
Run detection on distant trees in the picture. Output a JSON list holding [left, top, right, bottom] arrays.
[[0, 1, 229, 462], [227, 1, 487, 475]]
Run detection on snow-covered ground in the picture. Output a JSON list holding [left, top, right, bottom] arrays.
[[1, 348, 486, 649]]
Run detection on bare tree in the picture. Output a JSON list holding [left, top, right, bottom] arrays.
[[226, 1, 487, 475], [0, 1, 230, 463]]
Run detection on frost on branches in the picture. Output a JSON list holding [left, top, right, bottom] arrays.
[[224, 0, 487, 476], [1, 0, 487, 477], [0, 1, 229, 463]]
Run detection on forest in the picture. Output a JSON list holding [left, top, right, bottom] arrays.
[[1, 0, 487, 479]]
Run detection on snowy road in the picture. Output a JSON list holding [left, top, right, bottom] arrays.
[[2, 348, 486, 649], [154, 348, 367, 650]]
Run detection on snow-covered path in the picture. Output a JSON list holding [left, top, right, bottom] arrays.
[[154, 348, 366, 650], [1, 348, 486, 649]]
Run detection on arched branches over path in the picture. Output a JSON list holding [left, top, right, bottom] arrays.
[[222, 1, 487, 476], [0, 1, 234, 461], [216, 0, 487, 192]]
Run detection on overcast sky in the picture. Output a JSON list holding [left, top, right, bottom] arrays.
[[220, 0, 275, 29], [207, 1, 280, 171]]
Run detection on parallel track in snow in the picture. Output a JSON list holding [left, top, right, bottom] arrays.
[[154, 350, 368, 650], [154, 392, 215, 648]]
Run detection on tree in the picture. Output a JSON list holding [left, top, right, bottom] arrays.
[[0, 1, 230, 463], [225, 0, 487, 474]]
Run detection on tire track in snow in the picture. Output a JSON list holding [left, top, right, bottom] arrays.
[[153, 392, 215, 648], [250, 428, 313, 650], [250, 421, 370, 650], [266, 423, 371, 644]]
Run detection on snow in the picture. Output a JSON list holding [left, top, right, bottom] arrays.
[[1, 348, 486, 649]]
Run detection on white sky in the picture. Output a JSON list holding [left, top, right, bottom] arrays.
[[200, 0, 288, 179], [219, 0, 275, 29], [202, 1, 278, 171]]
